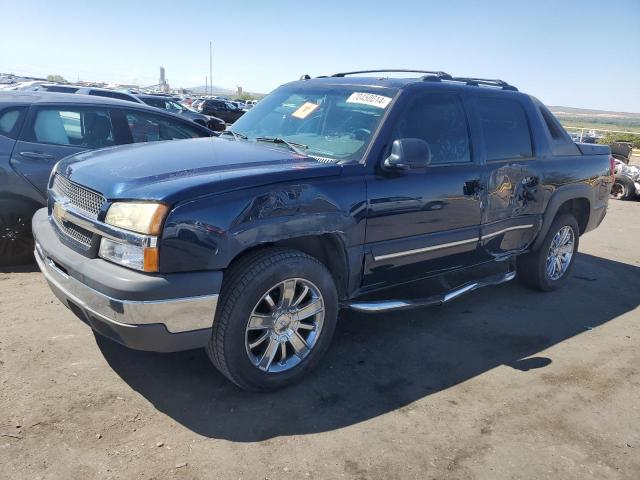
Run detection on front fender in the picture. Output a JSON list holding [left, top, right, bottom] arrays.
[[158, 174, 367, 273]]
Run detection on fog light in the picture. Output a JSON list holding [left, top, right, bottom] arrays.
[[99, 238, 158, 272]]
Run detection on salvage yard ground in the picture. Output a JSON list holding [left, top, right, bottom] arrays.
[[1, 200, 639, 480]]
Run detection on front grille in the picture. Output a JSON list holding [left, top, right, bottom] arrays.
[[53, 216, 93, 248], [52, 174, 105, 218]]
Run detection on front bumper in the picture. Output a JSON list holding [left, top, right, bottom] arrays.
[[32, 208, 221, 352]]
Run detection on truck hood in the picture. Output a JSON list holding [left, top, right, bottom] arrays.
[[56, 137, 341, 203]]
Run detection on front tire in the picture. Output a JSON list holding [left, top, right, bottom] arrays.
[[518, 214, 580, 292], [207, 248, 338, 391]]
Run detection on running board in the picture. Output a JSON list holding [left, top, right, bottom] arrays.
[[346, 270, 517, 313]]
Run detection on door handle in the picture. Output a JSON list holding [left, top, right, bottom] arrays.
[[19, 151, 55, 159]]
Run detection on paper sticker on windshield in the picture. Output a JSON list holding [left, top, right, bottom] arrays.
[[292, 102, 319, 119], [346, 92, 392, 109]]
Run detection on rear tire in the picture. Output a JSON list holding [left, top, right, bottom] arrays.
[[206, 247, 338, 391], [0, 211, 34, 267], [517, 214, 579, 292], [611, 175, 635, 200]]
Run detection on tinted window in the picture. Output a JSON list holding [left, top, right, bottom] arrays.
[[142, 97, 166, 109], [30, 108, 115, 148], [540, 106, 566, 140], [393, 93, 471, 164], [0, 107, 27, 139], [125, 111, 207, 143], [43, 85, 79, 93], [476, 97, 532, 161], [89, 90, 136, 102]]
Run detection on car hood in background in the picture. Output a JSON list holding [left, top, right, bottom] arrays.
[[56, 137, 341, 204]]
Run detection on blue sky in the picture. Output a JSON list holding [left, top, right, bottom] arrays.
[[1, 0, 639, 112]]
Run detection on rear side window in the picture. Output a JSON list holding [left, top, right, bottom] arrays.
[[0, 107, 27, 139], [142, 97, 166, 109], [89, 90, 136, 102], [125, 111, 208, 143], [43, 85, 79, 93], [540, 106, 566, 140], [29, 107, 115, 148], [476, 97, 533, 161], [393, 93, 471, 164]]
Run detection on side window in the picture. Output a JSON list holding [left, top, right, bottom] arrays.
[[0, 107, 27, 139], [29, 107, 115, 148], [143, 98, 165, 109], [43, 85, 78, 93], [125, 111, 208, 143], [540, 106, 566, 140], [89, 90, 135, 102], [476, 97, 533, 161], [394, 93, 471, 164]]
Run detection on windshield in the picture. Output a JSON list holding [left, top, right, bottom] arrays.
[[230, 85, 398, 162]]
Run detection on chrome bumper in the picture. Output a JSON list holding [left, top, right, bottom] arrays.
[[35, 244, 218, 334]]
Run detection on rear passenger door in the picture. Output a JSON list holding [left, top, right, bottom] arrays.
[[11, 105, 116, 199], [472, 95, 545, 258]]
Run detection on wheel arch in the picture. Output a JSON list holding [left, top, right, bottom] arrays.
[[532, 185, 594, 251], [225, 233, 350, 301]]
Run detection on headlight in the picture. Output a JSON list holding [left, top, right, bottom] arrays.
[[99, 238, 159, 272], [105, 202, 168, 235]]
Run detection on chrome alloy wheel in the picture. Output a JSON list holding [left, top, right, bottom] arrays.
[[245, 278, 325, 373], [546, 226, 575, 281]]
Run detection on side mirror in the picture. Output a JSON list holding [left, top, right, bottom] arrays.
[[383, 138, 431, 171]]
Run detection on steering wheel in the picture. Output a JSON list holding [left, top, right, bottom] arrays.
[[351, 128, 371, 141]]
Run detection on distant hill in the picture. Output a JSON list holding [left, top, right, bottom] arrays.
[[188, 85, 266, 98], [549, 106, 640, 133], [190, 85, 235, 96]]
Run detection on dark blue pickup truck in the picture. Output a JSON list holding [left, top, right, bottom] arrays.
[[31, 70, 613, 390]]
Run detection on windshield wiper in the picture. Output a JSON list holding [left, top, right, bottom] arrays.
[[218, 130, 248, 141], [255, 137, 308, 155]]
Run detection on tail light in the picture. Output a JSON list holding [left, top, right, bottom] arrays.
[[609, 155, 616, 177]]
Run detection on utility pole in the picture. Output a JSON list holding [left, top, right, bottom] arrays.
[[209, 41, 213, 96], [205, 76, 208, 96]]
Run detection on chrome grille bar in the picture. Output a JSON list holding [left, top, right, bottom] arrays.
[[52, 174, 105, 218]]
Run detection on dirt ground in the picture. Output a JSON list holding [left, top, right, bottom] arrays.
[[1, 199, 639, 480]]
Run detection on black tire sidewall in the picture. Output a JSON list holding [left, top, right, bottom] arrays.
[[219, 253, 338, 390], [613, 175, 635, 200], [534, 214, 580, 291]]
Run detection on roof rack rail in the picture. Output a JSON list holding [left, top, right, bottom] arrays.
[[331, 69, 451, 78], [424, 75, 518, 91], [320, 69, 518, 91]]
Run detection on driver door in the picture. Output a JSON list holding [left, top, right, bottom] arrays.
[[363, 91, 483, 290]]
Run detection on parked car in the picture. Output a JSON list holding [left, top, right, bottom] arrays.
[[136, 94, 225, 131], [198, 99, 245, 124], [611, 158, 640, 200], [191, 98, 204, 111], [37, 84, 143, 103], [32, 70, 613, 390], [0, 91, 214, 265]]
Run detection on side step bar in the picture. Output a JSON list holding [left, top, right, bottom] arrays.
[[346, 270, 516, 313]]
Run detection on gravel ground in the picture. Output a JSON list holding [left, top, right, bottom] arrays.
[[1, 200, 639, 480]]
